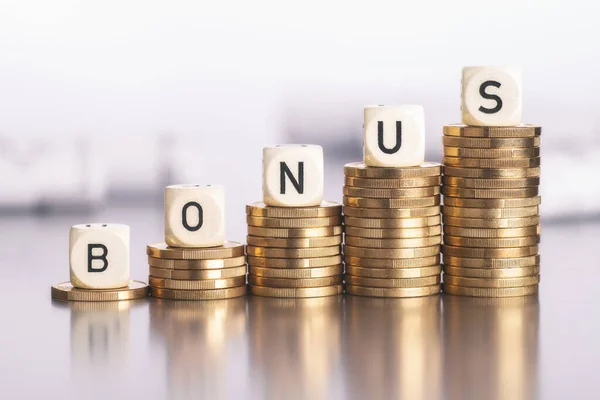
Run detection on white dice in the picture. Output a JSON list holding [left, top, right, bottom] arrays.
[[363, 105, 425, 167], [69, 223, 130, 289], [263, 145, 324, 207], [164, 184, 225, 247], [462, 66, 522, 126]]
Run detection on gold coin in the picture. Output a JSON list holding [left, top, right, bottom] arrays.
[[345, 235, 442, 248], [344, 215, 441, 229], [346, 265, 441, 278], [344, 225, 441, 239], [443, 255, 540, 268], [343, 205, 440, 218], [443, 196, 541, 208], [249, 275, 342, 288], [343, 186, 440, 198], [246, 245, 341, 258], [443, 225, 540, 238], [444, 235, 540, 248], [147, 242, 244, 260], [443, 124, 541, 138], [442, 176, 540, 189], [248, 264, 343, 278], [442, 186, 539, 199], [247, 255, 342, 268], [443, 136, 541, 148], [444, 274, 540, 288], [344, 195, 441, 209], [443, 283, 538, 297], [443, 156, 541, 168], [344, 161, 441, 178], [246, 215, 342, 228], [344, 176, 441, 188], [247, 226, 342, 238], [149, 276, 246, 290], [442, 166, 541, 178], [441, 205, 539, 218], [149, 265, 247, 280], [443, 215, 540, 228], [245, 201, 341, 218], [443, 265, 540, 278], [344, 255, 440, 268], [345, 284, 441, 298], [246, 235, 342, 248], [148, 255, 246, 270], [442, 245, 539, 258], [151, 285, 247, 300], [250, 284, 343, 298], [51, 281, 149, 302], [443, 146, 540, 158], [344, 245, 440, 259], [345, 274, 440, 288]]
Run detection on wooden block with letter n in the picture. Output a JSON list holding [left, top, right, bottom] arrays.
[[262, 144, 324, 207]]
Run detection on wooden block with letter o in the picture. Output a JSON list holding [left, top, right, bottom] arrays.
[[164, 184, 225, 248], [262, 144, 324, 207], [462, 66, 522, 126], [69, 223, 130, 289]]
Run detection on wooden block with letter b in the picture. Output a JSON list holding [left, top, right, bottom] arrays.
[[164, 184, 226, 248], [363, 105, 425, 167], [462, 66, 522, 126], [69, 223, 130, 289], [262, 144, 324, 207]]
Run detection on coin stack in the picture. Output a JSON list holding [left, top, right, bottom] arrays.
[[147, 242, 247, 300], [343, 162, 443, 298], [246, 202, 344, 298], [441, 125, 541, 297]]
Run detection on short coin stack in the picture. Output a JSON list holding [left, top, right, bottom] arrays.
[[343, 162, 443, 298], [147, 242, 247, 300], [246, 201, 344, 298], [441, 125, 541, 297]]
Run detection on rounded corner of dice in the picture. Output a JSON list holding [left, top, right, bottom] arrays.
[[69, 223, 131, 289]]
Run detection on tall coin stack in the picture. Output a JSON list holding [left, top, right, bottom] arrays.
[[343, 105, 442, 298], [441, 66, 541, 297], [148, 184, 248, 300], [247, 145, 344, 298]]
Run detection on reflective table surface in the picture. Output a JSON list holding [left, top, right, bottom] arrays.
[[1, 205, 598, 400]]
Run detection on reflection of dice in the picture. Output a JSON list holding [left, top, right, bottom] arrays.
[[363, 105, 425, 167], [263, 145, 324, 207], [164, 184, 225, 247], [462, 66, 522, 126], [69, 224, 130, 289]]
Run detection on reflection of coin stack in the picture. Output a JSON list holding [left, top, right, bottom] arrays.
[[442, 66, 541, 297], [343, 162, 443, 297], [246, 202, 344, 298], [147, 184, 247, 300], [247, 144, 344, 298]]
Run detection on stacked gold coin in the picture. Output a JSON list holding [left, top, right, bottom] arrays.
[[343, 162, 443, 298], [146, 242, 247, 300], [441, 125, 541, 297], [246, 201, 344, 298]]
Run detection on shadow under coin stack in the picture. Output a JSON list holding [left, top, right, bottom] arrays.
[[442, 66, 541, 298], [247, 144, 343, 298], [343, 162, 443, 297], [147, 184, 247, 300], [246, 202, 344, 298]]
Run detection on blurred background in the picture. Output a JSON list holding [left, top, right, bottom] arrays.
[[1, 0, 598, 230]]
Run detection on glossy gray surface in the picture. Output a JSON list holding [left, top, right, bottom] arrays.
[[1, 205, 598, 400]]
